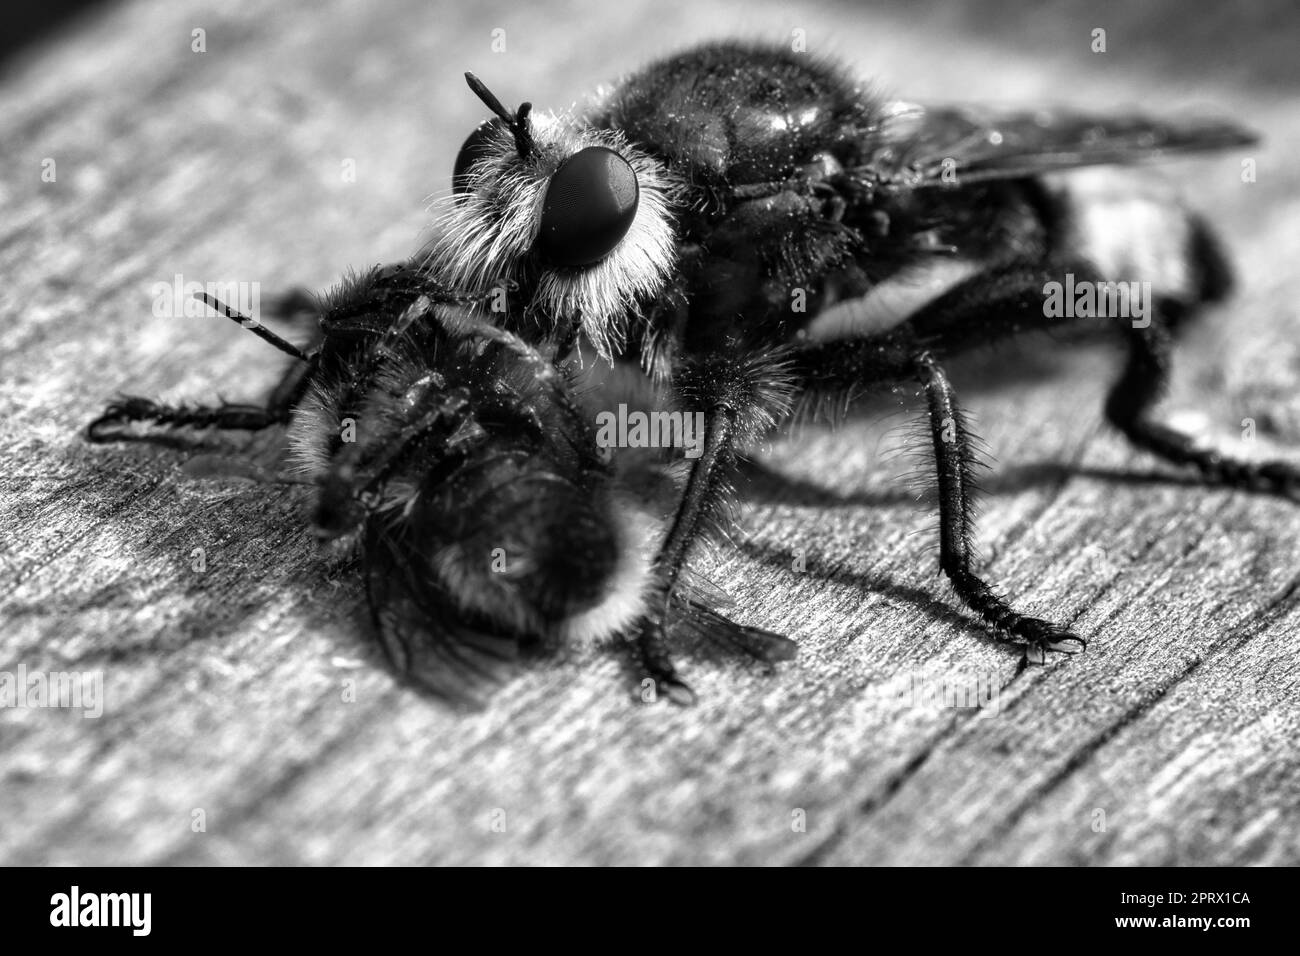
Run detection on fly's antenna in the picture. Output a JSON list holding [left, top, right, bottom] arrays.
[[195, 292, 313, 363], [464, 71, 534, 161]]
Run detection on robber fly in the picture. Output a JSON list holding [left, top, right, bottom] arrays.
[[429, 39, 1295, 694], [87, 263, 792, 704]]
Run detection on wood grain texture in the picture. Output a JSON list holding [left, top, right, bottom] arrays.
[[2, 0, 1298, 866]]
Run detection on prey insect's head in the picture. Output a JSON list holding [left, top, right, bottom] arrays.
[[428, 71, 680, 358]]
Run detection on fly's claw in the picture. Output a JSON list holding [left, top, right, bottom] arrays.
[[1011, 616, 1087, 665]]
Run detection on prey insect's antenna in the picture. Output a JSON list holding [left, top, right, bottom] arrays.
[[464, 71, 534, 160], [195, 292, 312, 362]]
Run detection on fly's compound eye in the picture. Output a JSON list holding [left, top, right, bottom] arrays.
[[534, 146, 639, 267], [453, 119, 506, 195]]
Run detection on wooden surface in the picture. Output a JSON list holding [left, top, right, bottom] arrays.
[[2, 0, 1298, 866]]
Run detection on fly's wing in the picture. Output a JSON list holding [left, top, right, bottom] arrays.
[[363, 522, 519, 708], [870, 102, 1258, 189]]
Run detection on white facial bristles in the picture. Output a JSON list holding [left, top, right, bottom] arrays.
[[425, 110, 682, 359]]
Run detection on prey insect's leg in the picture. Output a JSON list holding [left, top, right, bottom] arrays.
[[87, 295, 316, 443], [264, 287, 320, 323], [916, 353, 1085, 662], [311, 392, 469, 538], [86, 398, 289, 442], [1106, 319, 1300, 497], [263, 289, 326, 404], [265, 355, 319, 417]]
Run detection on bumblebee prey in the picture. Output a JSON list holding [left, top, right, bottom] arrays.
[[87, 264, 791, 704], [433, 40, 1297, 695]]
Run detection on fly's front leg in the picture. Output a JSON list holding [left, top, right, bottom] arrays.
[[633, 350, 798, 704], [916, 353, 1085, 662], [634, 407, 734, 706], [657, 410, 735, 590]]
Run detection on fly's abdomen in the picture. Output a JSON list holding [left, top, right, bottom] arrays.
[[1049, 167, 1227, 306]]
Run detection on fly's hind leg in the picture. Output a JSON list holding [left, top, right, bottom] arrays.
[[1105, 315, 1300, 498], [1103, 210, 1300, 496]]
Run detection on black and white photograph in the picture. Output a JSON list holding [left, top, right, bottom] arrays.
[[1, 0, 1296, 897]]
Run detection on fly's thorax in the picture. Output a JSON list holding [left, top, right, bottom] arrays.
[[595, 41, 877, 190]]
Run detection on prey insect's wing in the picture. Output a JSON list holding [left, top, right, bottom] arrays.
[[672, 598, 797, 663], [674, 564, 738, 610], [671, 569, 798, 664], [363, 522, 519, 708], [871, 102, 1258, 189]]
